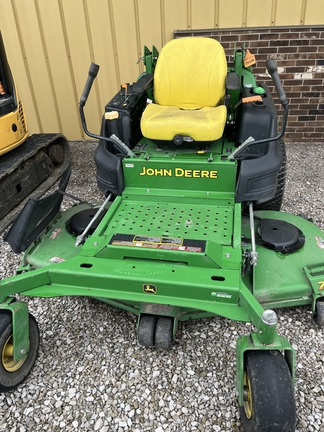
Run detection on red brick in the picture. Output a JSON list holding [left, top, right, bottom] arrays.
[[303, 132, 323, 138], [297, 46, 318, 53], [242, 34, 261, 41], [279, 32, 300, 39], [287, 121, 304, 127], [294, 39, 311, 46], [258, 47, 279, 54], [299, 103, 318, 110], [277, 46, 299, 53], [218, 35, 238, 42], [286, 93, 309, 100], [310, 109, 324, 115], [247, 40, 270, 48], [260, 33, 280, 40], [286, 66, 311, 73], [286, 85, 306, 92], [310, 38, 324, 45], [300, 32, 322, 39], [290, 109, 307, 116], [303, 79, 323, 86], [283, 79, 304, 86], [310, 85, 324, 91]]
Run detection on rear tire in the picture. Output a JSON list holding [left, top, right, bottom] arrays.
[[254, 140, 286, 211], [0, 311, 39, 392], [239, 350, 296, 432]]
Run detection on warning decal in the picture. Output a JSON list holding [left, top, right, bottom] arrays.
[[109, 234, 206, 253]]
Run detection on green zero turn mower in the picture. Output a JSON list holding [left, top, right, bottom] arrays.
[[1, 37, 324, 431]]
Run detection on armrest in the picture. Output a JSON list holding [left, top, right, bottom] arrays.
[[133, 73, 153, 93]]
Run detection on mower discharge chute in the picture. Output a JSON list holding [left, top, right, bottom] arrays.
[[1, 37, 324, 432]]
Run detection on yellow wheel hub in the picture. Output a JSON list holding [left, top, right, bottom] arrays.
[[2, 335, 27, 372], [243, 371, 253, 419]]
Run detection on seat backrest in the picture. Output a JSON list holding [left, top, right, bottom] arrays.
[[154, 37, 227, 110]]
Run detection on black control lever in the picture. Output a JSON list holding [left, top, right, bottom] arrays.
[[266, 59, 288, 106], [80, 63, 99, 107], [79, 63, 135, 157]]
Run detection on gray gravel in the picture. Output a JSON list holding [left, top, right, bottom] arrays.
[[0, 141, 323, 432]]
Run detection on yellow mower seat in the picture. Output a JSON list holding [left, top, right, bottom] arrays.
[[141, 37, 227, 142]]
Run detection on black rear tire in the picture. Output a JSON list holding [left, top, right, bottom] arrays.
[[0, 311, 39, 392], [254, 140, 287, 211], [239, 350, 296, 432]]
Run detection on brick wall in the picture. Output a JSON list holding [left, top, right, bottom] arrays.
[[175, 26, 324, 143]]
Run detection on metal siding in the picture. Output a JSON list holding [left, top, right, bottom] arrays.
[[0, 0, 323, 139], [275, 0, 304, 26], [86, 0, 120, 113], [36, 0, 81, 138], [245, 0, 273, 27], [191, 0, 216, 29], [111, 0, 140, 85], [13, 0, 61, 133], [163, 0, 188, 42], [218, 0, 245, 28], [137, 0, 163, 51], [304, 0, 324, 24], [60, 0, 101, 139]]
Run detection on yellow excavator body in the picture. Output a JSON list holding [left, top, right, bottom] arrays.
[[0, 31, 70, 233]]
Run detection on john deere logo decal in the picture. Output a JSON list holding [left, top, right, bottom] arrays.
[[143, 284, 157, 294], [139, 166, 218, 179]]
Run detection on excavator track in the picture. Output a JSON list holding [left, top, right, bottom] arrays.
[[0, 133, 70, 234]]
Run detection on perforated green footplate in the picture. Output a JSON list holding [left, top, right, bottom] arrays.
[[108, 199, 233, 245]]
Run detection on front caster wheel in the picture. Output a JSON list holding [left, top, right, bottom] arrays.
[[138, 315, 174, 349], [138, 315, 157, 347], [240, 350, 296, 432], [155, 317, 173, 349], [0, 311, 40, 392]]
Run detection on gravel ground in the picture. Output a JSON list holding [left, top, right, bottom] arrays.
[[0, 141, 323, 432]]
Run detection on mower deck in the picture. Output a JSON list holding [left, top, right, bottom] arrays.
[[252, 211, 324, 309], [4, 191, 323, 324], [7, 196, 243, 320]]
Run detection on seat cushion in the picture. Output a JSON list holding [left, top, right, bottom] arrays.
[[154, 38, 227, 109], [141, 103, 227, 141]]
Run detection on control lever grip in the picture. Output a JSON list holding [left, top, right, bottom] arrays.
[[80, 63, 100, 106], [266, 59, 288, 106]]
